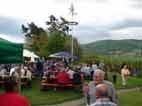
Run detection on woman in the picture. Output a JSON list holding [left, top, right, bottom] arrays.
[[121, 64, 130, 86]]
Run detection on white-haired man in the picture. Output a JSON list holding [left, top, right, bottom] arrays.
[[91, 84, 117, 106], [87, 69, 117, 105]]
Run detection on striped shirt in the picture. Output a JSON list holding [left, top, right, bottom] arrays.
[[90, 98, 117, 106]]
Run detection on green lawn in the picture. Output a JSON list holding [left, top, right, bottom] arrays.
[[80, 91, 142, 106], [1, 74, 142, 106], [0, 78, 83, 106], [107, 72, 142, 89], [118, 91, 142, 106]]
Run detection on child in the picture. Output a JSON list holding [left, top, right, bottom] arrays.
[[83, 82, 90, 106]]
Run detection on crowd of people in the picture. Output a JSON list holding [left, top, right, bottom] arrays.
[[0, 58, 133, 106], [42, 59, 82, 85]]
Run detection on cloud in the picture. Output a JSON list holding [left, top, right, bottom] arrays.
[[0, 16, 24, 35], [73, 24, 111, 44], [0, 0, 142, 44], [0, 16, 25, 42], [0, 34, 24, 43], [95, 0, 109, 3], [129, 0, 142, 9], [111, 19, 142, 30], [73, 17, 142, 44], [109, 27, 142, 40]]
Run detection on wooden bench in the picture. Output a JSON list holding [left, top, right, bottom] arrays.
[[41, 83, 75, 91], [42, 83, 73, 87]]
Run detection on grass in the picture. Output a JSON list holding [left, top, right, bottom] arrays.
[[1, 73, 142, 106], [0, 78, 83, 106], [107, 72, 142, 89], [80, 91, 142, 106], [118, 91, 142, 106]]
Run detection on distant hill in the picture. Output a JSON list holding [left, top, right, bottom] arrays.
[[82, 39, 142, 55]]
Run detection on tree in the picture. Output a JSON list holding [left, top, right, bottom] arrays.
[[46, 15, 70, 35], [22, 22, 49, 57], [64, 35, 82, 57], [47, 31, 66, 54], [30, 32, 49, 57], [46, 15, 82, 57]]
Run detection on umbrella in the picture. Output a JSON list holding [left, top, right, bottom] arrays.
[[0, 38, 23, 64]]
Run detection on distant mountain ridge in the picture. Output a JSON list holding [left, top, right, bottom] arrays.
[[82, 39, 142, 55]]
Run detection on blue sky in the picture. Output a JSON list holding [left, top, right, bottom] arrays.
[[0, 0, 142, 44]]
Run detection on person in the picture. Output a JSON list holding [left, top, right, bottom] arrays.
[[90, 84, 117, 106], [72, 70, 81, 84], [0, 66, 7, 79], [36, 59, 44, 78], [87, 69, 117, 105], [10, 66, 19, 77], [81, 64, 91, 79], [83, 82, 90, 106], [91, 62, 98, 80], [0, 77, 29, 106], [9, 66, 20, 80], [66, 67, 75, 81], [112, 71, 117, 84], [21, 67, 32, 87], [56, 68, 70, 84], [121, 64, 130, 86]]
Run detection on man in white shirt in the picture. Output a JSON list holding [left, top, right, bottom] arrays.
[[66, 67, 75, 80], [9, 66, 19, 78]]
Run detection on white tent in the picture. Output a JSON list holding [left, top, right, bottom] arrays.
[[23, 49, 39, 62], [23, 49, 32, 57]]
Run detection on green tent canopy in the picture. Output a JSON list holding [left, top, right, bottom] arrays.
[[0, 38, 23, 64]]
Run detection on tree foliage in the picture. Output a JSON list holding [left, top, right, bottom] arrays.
[[47, 31, 66, 54], [64, 35, 82, 57], [22, 22, 49, 57], [22, 15, 82, 58], [46, 15, 70, 34]]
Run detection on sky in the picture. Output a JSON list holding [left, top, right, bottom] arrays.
[[0, 0, 142, 44]]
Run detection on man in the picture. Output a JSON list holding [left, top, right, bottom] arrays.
[[0, 77, 29, 106], [66, 67, 75, 80], [10, 66, 20, 80], [91, 84, 117, 106], [81, 64, 91, 79], [36, 59, 44, 78], [88, 69, 117, 105], [0, 66, 7, 79], [21, 66, 32, 87], [91, 62, 98, 80], [72, 70, 81, 84]]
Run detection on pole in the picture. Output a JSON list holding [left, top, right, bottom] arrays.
[[71, 16, 74, 59], [71, 36, 74, 60], [70, 2, 75, 60]]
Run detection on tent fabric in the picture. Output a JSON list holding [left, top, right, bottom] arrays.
[[23, 49, 31, 57], [23, 49, 39, 62], [0, 38, 23, 64], [23, 49, 39, 58], [49, 51, 78, 59]]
